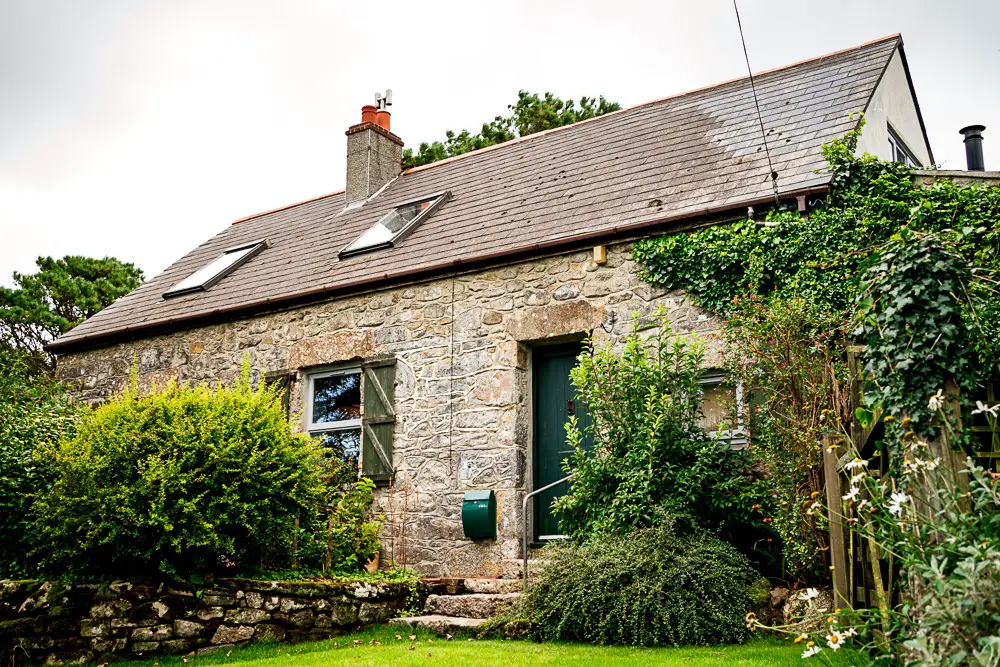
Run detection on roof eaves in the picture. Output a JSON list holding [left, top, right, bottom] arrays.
[[893, 39, 936, 165], [47, 182, 832, 355]]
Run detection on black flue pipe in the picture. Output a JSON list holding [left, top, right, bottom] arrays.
[[960, 125, 986, 171]]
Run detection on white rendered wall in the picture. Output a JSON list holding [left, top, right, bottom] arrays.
[[856, 50, 932, 166]]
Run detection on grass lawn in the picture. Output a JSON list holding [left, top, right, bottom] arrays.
[[106, 625, 863, 666]]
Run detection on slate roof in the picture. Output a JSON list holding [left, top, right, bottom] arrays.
[[52, 35, 907, 352]]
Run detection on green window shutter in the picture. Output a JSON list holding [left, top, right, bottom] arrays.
[[361, 358, 396, 482], [265, 370, 295, 418]]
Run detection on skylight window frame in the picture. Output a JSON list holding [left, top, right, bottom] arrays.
[[163, 239, 269, 298], [338, 190, 451, 259]]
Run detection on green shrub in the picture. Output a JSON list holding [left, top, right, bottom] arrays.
[[30, 364, 327, 579], [0, 351, 82, 577], [519, 517, 763, 646], [555, 310, 760, 539], [283, 470, 384, 575]]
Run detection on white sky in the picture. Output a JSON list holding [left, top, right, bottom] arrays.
[[2, 0, 998, 286]]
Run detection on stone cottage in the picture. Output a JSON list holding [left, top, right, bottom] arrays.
[[50, 35, 933, 577]]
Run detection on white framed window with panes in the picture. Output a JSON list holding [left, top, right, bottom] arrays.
[[306, 366, 363, 467], [304, 359, 397, 482], [887, 124, 920, 168], [697, 369, 747, 449]]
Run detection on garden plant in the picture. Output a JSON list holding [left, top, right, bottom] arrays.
[[27, 359, 384, 581], [634, 121, 1000, 662]]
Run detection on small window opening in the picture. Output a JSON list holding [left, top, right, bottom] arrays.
[[163, 239, 267, 298], [887, 125, 920, 168], [698, 369, 747, 449], [339, 191, 450, 258]]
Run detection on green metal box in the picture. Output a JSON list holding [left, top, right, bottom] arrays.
[[462, 490, 497, 539]]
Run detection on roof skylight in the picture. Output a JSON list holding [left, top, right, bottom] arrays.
[[339, 191, 450, 258], [163, 240, 267, 298]]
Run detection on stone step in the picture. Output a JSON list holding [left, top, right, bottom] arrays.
[[424, 592, 521, 619], [420, 577, 464, 596], [389, 614, 487, 635], [462, 578, 522, 594], [500, 559, 552, 580]]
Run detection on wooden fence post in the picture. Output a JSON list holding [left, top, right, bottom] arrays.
[[823, 434, 850, 612]]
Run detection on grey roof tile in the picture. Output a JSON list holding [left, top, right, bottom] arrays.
[[52, 35, 901, 351]]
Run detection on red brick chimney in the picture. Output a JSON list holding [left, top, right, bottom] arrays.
[[346, 105, 403, 205]]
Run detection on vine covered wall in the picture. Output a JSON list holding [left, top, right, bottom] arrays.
[[633, 126, 1000, 584], [634, 125, 1000, 439]]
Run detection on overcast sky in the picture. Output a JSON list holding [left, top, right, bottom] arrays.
[[2, 0, 998, 286]]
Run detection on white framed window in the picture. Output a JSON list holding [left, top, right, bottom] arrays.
[[306, 366, 362, 465], [698, 370, 747, 449], [887, 125, 920, 168]]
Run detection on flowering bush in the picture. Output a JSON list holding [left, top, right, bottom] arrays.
[[724, 296, 853, 583], [752, 396, 1000, 665]]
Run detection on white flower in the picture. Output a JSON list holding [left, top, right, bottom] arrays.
[[826, 631, 844, 650], [928, 389, 946, 411], [888, 491, 909, 516], [850, 474, 866, 487], [803, 587, 819, 601], [844, 458, 868, 472], [842, 486, 860, 502], [972, 401, 999, 417], [857, 499, 869, 511], [844, 627, 858, 638], [802, 644, 822, 658]]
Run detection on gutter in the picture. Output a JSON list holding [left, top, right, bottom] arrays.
[[47, 183, 830, 355]]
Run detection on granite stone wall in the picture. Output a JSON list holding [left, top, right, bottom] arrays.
[[56, 242, 722, 577], [0, 578, 417, 665]]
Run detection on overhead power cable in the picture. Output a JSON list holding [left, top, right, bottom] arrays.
[[733, 0, 781, 206]]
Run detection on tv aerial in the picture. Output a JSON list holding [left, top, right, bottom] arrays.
[[375, 89, 392, 110]]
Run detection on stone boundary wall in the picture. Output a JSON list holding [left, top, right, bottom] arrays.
[[0, 578, 419, 665]]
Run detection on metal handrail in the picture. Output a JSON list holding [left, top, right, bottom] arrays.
[[521, 473, 576, 585]]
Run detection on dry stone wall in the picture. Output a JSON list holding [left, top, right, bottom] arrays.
[[57, 242, 722, 577], [0, 578, 416, 665]]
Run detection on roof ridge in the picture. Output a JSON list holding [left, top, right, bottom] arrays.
[[401, 34, 901, 175], [224, 34, 899, 225], [231, 189, 345, 225]]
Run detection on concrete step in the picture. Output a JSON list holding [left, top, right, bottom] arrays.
[[424, 592, 521, 619], [389, 614, 487, 635], [462, 578, 522, 594]]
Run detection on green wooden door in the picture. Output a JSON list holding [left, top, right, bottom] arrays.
[[533, 343, 592, 540]]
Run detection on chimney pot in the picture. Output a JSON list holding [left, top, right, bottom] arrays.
[[959, 124, 986, 171], [345, 105, 403, 205]]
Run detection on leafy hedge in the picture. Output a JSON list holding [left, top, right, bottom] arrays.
[[0, 352, 82, 577], [519, 518, 764, 646], [31, 364, 328, 579]]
